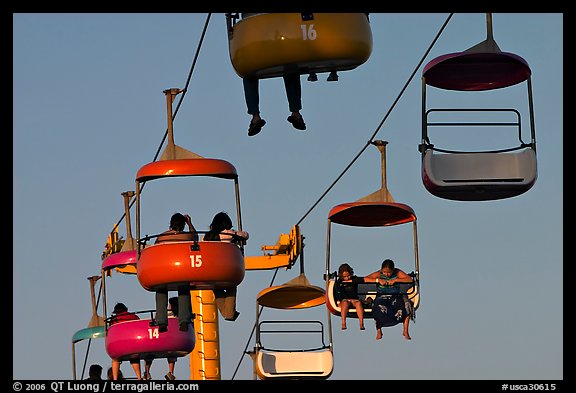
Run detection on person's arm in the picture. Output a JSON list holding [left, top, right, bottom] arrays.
[[222, 229, 249, 244], [235, 230, 249, 240], [387, 269, 413, 285], [364, 270, 380, 282], [184, 214, 199, 242]]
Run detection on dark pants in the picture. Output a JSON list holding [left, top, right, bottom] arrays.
[[243, 74, 302, 115], [155, 286, 192, 326]]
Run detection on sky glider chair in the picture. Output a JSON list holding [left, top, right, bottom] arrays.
[[226, 13, 372, 81], [105, 311, 195, 362], [133, 88, 248, 380], [101, 244, 196, 364], [325, 141, 420, 320], [250, 249, 333, 380], [254, 320, 333, 380], [135, 88, 246, 293], [420, 13, 537, 201]]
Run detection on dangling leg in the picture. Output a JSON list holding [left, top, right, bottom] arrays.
[[214, 287, 238, 321], [129, 359, 142, 380], [223, 286, 239, 321], [165, 357, 176, 380], [244, 77, 261, 116], [284, 73, 302, 114], [112, 359, 121, 380], [353, 300, 365, 330], [177, 286, 192, 331], [214, 289, 225, 316], [373, 296, 385, 340], [284, 74, 306, 130], [155, 289, 168, 332], [340, 300, 349, 330], [244, 78, 265, 136], [402, 315, 412, 340]]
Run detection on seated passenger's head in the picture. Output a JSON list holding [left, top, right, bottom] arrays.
[[338, 263, 354, 280], [169, 213, 187, 231], [113, 302, 128, 314], [380, 259, 395, 277], [210, 212, 233, 232]]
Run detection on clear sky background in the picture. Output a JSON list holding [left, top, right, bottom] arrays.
[[13, 13, 563, 381]]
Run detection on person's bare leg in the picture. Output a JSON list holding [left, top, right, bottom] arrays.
[[340, 301, 349, 329], [403, 317, 412, 340], [130, 361, 142, 380], [354, 300, 365, 330], [112, 360, 121, 380], [376, 327, 383, 340]]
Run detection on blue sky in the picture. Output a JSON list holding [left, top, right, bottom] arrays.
[[13, 13, 563, 381]]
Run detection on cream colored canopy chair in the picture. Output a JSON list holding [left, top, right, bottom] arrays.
[[251, 274, 334, 380]]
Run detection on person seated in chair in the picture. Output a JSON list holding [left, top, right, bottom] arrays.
[[153, 213, 196, 333], [334, 262, 368, 331], [203, 211, 248, 321], [365, 259, 414, 341]]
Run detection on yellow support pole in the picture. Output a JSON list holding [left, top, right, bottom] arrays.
[[190, 289, 221, 380]]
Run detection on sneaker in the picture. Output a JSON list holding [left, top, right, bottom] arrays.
[[165, 372, 176, 381], [248, 118, 266, 136], [179, 322, 189, 332], [143, 371, 151, 380], [287, 114, 306, 130]]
